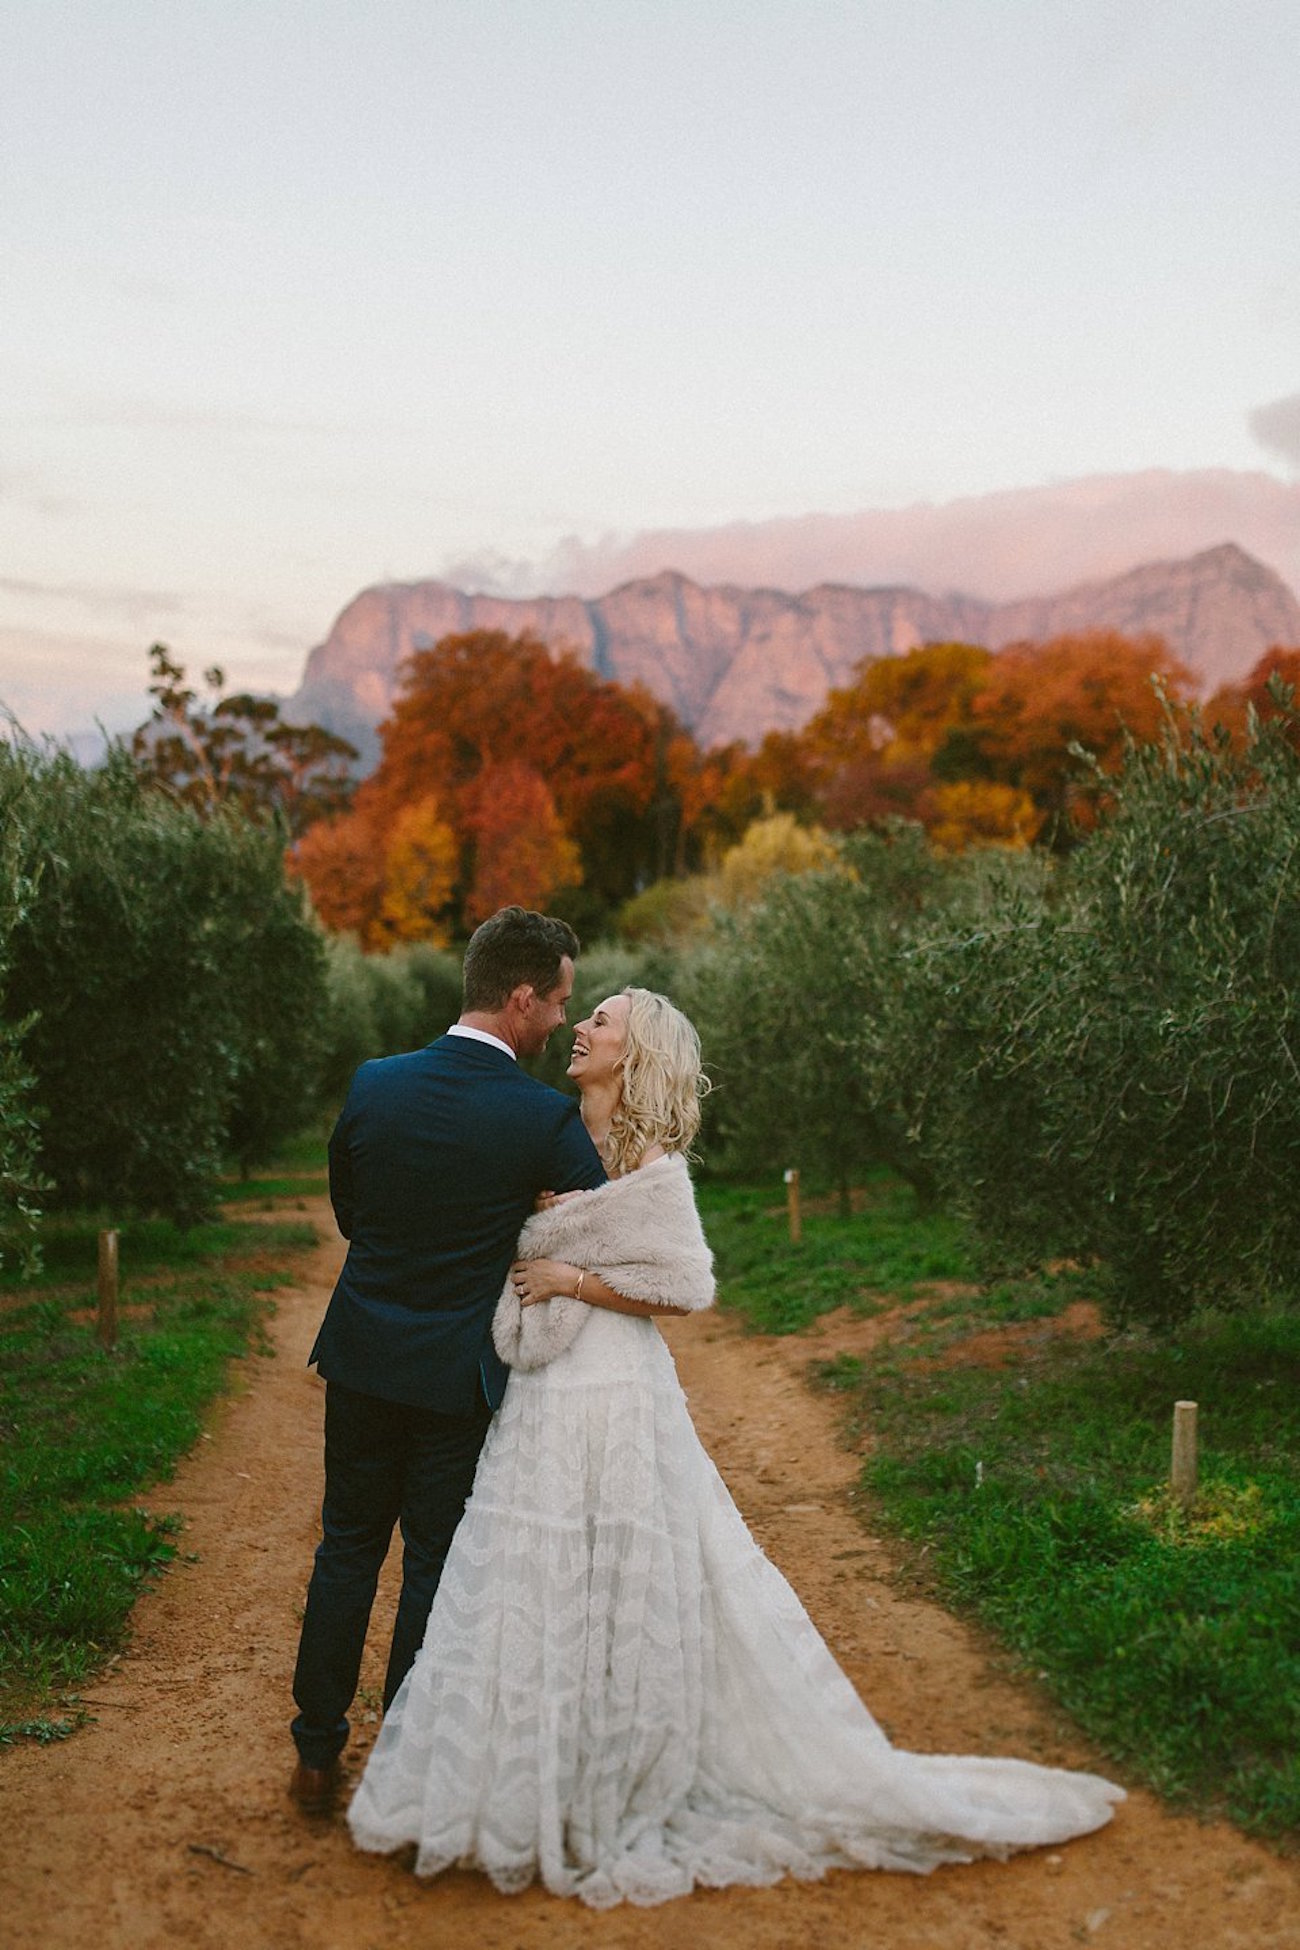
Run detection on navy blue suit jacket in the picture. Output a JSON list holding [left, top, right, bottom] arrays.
[[311, 1034, 606, 1414]]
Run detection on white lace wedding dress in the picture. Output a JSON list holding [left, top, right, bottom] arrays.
[[348, 1301, 1123, 1908]]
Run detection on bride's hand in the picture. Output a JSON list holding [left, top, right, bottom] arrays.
[[512, 1258, 582, 1307]]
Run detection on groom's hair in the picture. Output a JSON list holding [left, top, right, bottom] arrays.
[[462, 907, 580, 1012]]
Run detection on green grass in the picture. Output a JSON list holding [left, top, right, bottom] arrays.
[[217, 1126, 329, 1206], [696, 1170, 972, 1334], [0, 1213, 317, 1293], [708, 1173, 1300, 1845], [0, 1182, 318, 1739], [217, 1175, 328, 1206], [257, 1125, 331, 1174]]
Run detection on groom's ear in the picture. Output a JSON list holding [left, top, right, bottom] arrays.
[[510, 982, 537, 1017]]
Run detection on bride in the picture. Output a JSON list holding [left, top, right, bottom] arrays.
[[348, 988, 1123, 1908]]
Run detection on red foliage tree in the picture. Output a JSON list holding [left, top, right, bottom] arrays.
[[355, 631, 671, 909], [463, 762, 581, 926], [1207, 647, 1300, 751]]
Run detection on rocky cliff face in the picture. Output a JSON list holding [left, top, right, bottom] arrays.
[[287, 543, 1300, 764]]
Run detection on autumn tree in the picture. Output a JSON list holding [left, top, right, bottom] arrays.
[[818, 753, 934, 832], [293, 629, 736, 941], [713, 812, 839, 908], [358, 632, 663, 902], [965, 630, 1194, 839], [924, 780, 1040, 852], [292, 809, 388, 941], [1207, 647, 1300, 751], [377, 797, 460, 945], [808, 641, 995, 774], [132, 644, 357, 837], [798, 642, 996, 839], [704, 730, 821, 839], [463, 762, 581, 927]]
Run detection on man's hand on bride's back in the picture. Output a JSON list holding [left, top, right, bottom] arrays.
[[534, 1189, 586, 1213]]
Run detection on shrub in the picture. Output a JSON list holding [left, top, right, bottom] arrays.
[[318, 935, 463, 1105], [1, 744, 327, 1222], [683, 825, 970, 1197], [915, 702, 1300, 1324], [0, 758, 44, 1273]]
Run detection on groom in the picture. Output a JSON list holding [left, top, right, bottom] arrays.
[[289, 905, 605, 1811]]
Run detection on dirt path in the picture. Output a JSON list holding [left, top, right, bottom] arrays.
[[1, 1198, 1297, 1950]]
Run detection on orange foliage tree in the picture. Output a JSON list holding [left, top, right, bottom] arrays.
[[747, 634, 1195, 853], [797, 642, 995, 838], [967, 631, 1194, 837], [365, 633, 666, 896], [292, 809, 387, 940], [809, 641, 995, 773], [714, 729, 821, 831]]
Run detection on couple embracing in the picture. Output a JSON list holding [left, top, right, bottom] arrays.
[[291, 905, 1121, 1910]]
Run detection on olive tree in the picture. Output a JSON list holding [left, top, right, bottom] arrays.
[[683, 825, 966, 1201], [0, 750, 45, 1270], [3, 746, 328, 1221], [915, 702, 1300, 1324]]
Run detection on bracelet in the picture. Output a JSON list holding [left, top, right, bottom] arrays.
[[573, 1268, 585, 1302]]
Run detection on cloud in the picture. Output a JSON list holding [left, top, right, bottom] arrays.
[[1249, 393, 1300, 469], [523, 469, 1300, 607], [434, 549, 551, 598]]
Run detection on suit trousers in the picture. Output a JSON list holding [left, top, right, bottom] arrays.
[[291, 1379, 493, 1768]]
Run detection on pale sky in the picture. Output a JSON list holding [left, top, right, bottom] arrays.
[[2, 0, 1298, 741]]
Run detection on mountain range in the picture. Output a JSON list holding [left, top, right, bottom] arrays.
[[287, 542, 1300, 764]]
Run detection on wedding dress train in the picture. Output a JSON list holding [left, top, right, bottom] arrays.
[[348, 1302, 1123, 1908]]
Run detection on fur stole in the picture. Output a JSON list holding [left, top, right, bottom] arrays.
[[492, 1152, 715, 1370]]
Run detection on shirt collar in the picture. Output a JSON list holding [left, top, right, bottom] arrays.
[[446, 1023, 516, 1062]]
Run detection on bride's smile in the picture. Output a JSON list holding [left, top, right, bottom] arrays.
[[567, 995, 629, 1088]]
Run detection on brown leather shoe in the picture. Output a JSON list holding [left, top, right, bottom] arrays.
[[289, 1758, 342, 1814]]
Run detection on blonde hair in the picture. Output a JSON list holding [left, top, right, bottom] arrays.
[[604, 988, 710, 1179]]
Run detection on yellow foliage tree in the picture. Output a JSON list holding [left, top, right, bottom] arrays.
[[376, 796, 459, 946], [924, 780, 1041, 854], [807, 641, 995, 773], [714, 812, 840, 909]]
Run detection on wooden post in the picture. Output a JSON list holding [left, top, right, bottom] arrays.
[[783, 1168, 801, 1246], [1171, 1400, 1198, 1511], [97, 1229, 119, 1351]]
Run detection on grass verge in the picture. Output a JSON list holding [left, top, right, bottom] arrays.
[[702, 1172, 1300, 1845], [0, 1193, 319, 1742]]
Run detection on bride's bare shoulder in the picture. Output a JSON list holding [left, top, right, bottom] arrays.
[[638, 1142, 668, 1168]]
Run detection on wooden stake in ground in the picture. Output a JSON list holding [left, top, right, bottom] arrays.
[[1171, 1399, 1198, 1511], [97, 1228, 119, 1350], [784, 1168, 801, 1245]]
